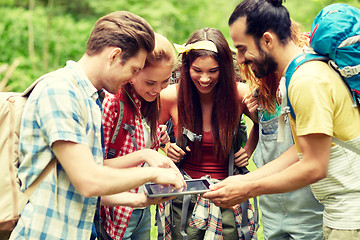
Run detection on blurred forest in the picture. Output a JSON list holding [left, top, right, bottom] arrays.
[[1, 0, 360, 92]]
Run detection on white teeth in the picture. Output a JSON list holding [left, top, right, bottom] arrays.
[[199, 82, 211, 87], [149, 92, 157, 96]]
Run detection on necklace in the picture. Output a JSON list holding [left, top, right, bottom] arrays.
[[123, 88, 151, 133]]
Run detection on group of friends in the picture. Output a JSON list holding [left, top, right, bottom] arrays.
[[9, 0, 360, 239]]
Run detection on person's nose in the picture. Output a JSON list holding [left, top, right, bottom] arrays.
[[154, 84, 162, 94], [200, 74, 210, 82], [237, 52, 245, 65]]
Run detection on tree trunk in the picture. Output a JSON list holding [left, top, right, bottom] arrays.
[[28, 0, 37, 71], [43, 0, 54, 71]]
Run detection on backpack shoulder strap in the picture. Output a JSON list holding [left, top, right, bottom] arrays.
[[106, 100, 126, 159], [228, 118, 259, 238], [21, 69, 67, 97], [23, 69, 87, 197], [230, 116, 249, 175], [332, 137, 360, 155], [174, 127, 202, 166], [23, 158, 57, 197], [106, 98, 140, 159], [284, 52, 328, 119]]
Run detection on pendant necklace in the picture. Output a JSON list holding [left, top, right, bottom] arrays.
[[124, 88, 151, 133]]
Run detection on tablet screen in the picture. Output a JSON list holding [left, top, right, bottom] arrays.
[[145, 179, 210, 197]]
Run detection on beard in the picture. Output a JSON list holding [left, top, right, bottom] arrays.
[[252, 48, 278, 79]]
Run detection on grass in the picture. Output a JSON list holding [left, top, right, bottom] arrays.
[[150, 116, 264, 239]]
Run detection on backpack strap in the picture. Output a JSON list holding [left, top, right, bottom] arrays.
[[175, 127, 202, 166], [284, 53, 360, 155], [332, 137, 360, 155], [106, 100, 139, 159], [284, 52, 328, 120], [228, 145, 254, 240], [177, 127, 202, 150], [23, 158, 57, 197], [180, 194, 191, 240], [228, 119, 259, 240], [156, 204, 165, 240], [175, 118, 258, 240], [171, 128, 202, 239], [22, 70, 87, 204]]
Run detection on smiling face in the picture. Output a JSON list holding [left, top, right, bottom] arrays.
[[189, 56, 219, 95], [131, 63, 172, 102], [230, 17, 277, 79]]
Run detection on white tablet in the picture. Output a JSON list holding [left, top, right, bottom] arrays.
[[144, 179, 211, 198]]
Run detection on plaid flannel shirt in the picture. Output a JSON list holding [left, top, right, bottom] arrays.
[[159, 174, 258, 240], [10, 61, 103, 240], [101, 88, 160, 240]]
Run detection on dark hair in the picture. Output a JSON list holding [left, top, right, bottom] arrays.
[[240, 19, 309, 114], [86, 11, 155, 61], [177, 28, 240, 160], [229, 0, 291, 45]]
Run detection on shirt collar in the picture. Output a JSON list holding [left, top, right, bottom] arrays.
[[65, 60, 98, 100]]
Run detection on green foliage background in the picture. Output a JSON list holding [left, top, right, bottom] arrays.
[[1, 0, 359, 92]]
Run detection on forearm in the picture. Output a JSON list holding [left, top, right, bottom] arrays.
[[101, 192, 144, 207], [244, 145, 298, 181], [104, 149, 152, 168], [250, 156, 324, 197], [243, 123, 259, 156], [53, 141, 185, 198], [77, 165, 157, 197], [204, 134, 330, 207]]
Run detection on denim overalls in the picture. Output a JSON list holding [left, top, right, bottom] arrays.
[[253, 108, 324, 240]]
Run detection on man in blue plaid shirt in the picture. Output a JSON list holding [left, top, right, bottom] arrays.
[[10, 11, 185, 240]]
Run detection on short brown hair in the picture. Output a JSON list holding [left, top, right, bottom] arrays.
[[86, 11, 155, 61]]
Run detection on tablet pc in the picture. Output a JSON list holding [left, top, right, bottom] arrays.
[[144, 179, 211, 198]]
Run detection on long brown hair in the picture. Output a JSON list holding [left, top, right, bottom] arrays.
[[241, 20, 309, 113], [177, 28, 240, 160]]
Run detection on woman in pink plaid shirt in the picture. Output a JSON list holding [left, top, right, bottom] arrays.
[[100, 33, 177, 240]]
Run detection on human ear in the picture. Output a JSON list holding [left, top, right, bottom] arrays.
[[262, 32, 274, 49], [110, 47, 123, 65]]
